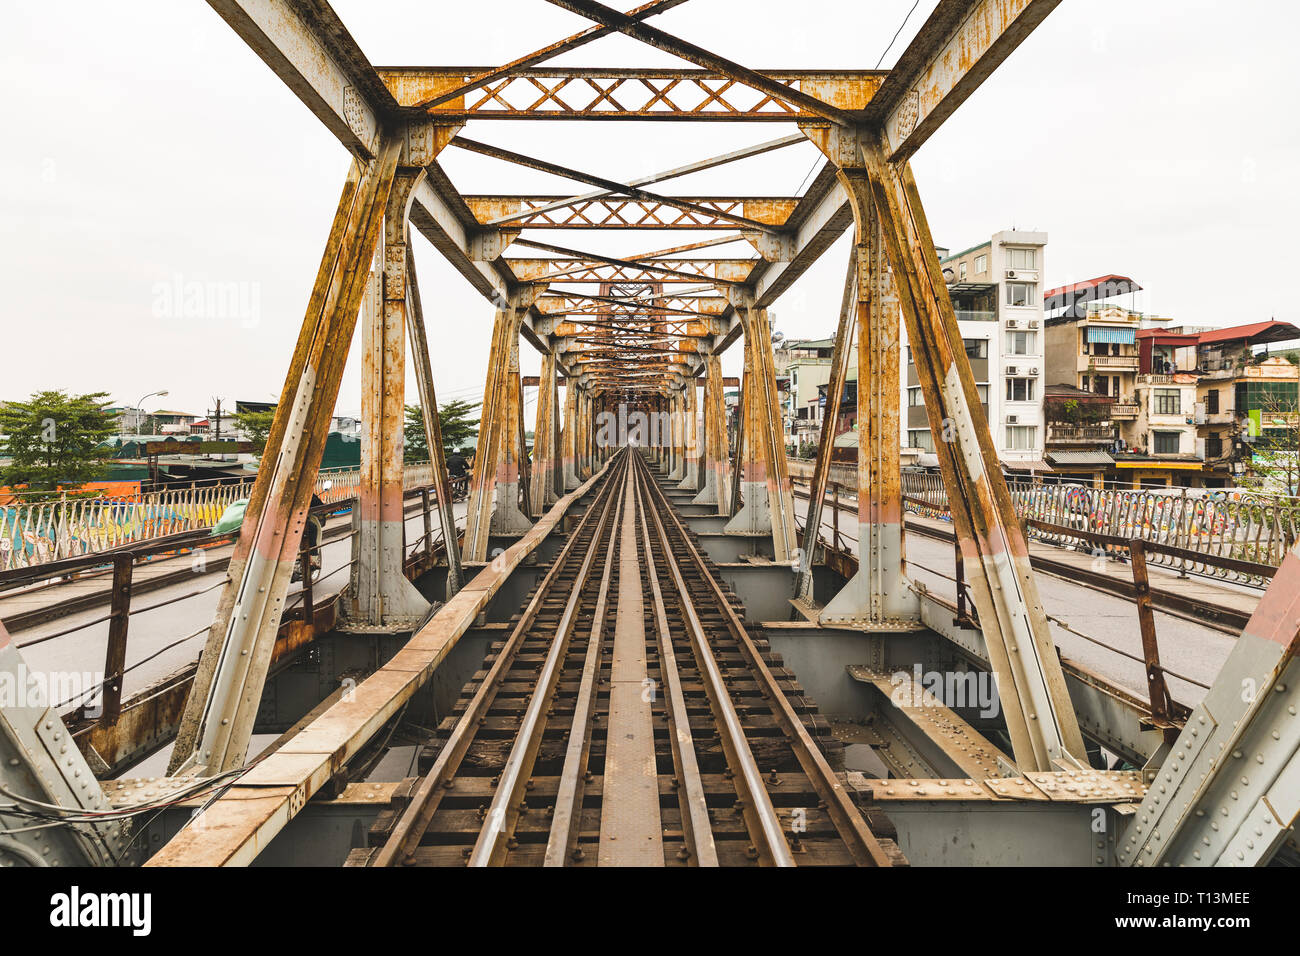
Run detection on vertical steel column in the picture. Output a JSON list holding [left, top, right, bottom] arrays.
[[463, 296, 531, 561], [561, 378, 579, 490], [677, 373, 700, 491], [348, 166, 432, 629], [822, 184, 918, 625], [406, 246, 464, 599], [724, 300, 797, 561], [530, 350, 560, 514], [666, 388, 685, 481], [692, 352, 730, 513], [172, 139, 402, 774], [862, 132, 1084, 770]]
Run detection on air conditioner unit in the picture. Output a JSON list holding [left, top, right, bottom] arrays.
[[1030, 367, 1039, 375], [1006, 366, 1019, 375], [1007, 319, 1020, 329], [1028, 320, 1040, 329], [1006, 270, 1018, 279], [1007, 414, 1019, 424]]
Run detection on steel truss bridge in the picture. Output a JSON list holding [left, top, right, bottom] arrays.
[[2, 0, 1298, 869]]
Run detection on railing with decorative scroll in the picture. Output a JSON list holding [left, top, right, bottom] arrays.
[[901, 473, 1299, 586], [0, 464, 438, 571]]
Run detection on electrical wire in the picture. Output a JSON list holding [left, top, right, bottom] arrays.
[[876, 0, 922, 69]]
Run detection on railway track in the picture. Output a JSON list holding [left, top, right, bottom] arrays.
[[348, 448, 903, 867]]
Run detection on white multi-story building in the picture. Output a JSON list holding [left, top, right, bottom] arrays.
[[901, 230, 1048, 473]]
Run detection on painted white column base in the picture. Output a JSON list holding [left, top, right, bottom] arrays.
[[819, 521, 919, 625], [723, 481, 771, 535], [691, 467, 720, 506], [676, 461, 700, 491], [490, 480, 534, 534]]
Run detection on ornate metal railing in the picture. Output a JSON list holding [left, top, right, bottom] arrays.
[[0, 463, 437, 571], [901, 472, 1298, 586]]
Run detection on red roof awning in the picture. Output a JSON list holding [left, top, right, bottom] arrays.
[[1196, 320, 1300, 347]]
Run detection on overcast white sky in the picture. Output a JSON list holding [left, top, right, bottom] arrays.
[[2, 1, 1298, 421]]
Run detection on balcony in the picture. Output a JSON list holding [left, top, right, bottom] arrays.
[[1046, 424, 1117, 446], [1083, 354, 1139, 371], [1110, 402, 1139, 419], [954, 310, 996, 322]]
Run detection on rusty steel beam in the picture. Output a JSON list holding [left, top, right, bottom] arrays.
[[406, 246, 465, 598], [860, 131, 1084, 771], [484, 134, 805, 226], [865, 0, 1064, 162], [465, 195, 799, 230], [452, 138, 783, 234], [380, 67, 883, 121], [205, 0, 386, 159]]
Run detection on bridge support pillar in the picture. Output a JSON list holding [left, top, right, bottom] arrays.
[[692, 352, 731, 514], [724, 299, 797, 561], [666, 388, 685, 481], [821, 183, 918, 626], [530, 351, 561, 514], [561, 380, 579, 490], [346, 167, 433, 629], [677, 375, 700, 491], [464, 293, 534, 561]]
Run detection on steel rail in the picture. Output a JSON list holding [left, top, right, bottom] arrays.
[[469, 457, 623, 866], [637, 452, 894, 867], [543, 474, 625, 865], [629, 467, 718, 865], [372, 454, 628, 866], [631, 451, 794, 866]]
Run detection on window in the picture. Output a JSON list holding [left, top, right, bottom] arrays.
[[1005, 330, 1037, 355], [976, 384, 990, 404], [959, 261, 967, 280], [974, 253, 988, 274], [1154, 388, 1181, 416], [1006, 377, 1036, 402], [909, 429, 935, 452], [1207, 389, 1220, 415], [1005, 282, 1037, 307], [964, 338, 988, 360], [1206, 435, 1223, 458], [1153, 430, 1181, 455], [1006, 247, 1037, 270], [907, 387, 924, 407], [905, 346, 913, 365], [1005, 425, 1037, 451]]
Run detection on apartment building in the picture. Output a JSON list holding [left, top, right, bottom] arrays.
[[773, 337, 834, 448], [902, 230, 1049, 472]]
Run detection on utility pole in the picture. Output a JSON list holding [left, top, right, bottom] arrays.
[[212, 397, 223, 461]]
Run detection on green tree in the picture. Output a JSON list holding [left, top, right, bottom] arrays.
[[404, 400, 480, 460], [0, 390, 116, 495], [1246, 393, 1300, 496], [233, 409, 277, 448]]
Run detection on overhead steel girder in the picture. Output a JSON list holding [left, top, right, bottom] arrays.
[[377, 67, 883, 122], [863, 0, 1064, 163], [516, 259, 756, 286], [463, 195, 800, 230]]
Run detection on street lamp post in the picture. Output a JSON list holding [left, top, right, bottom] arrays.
[[130, 389, 169, 437]]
